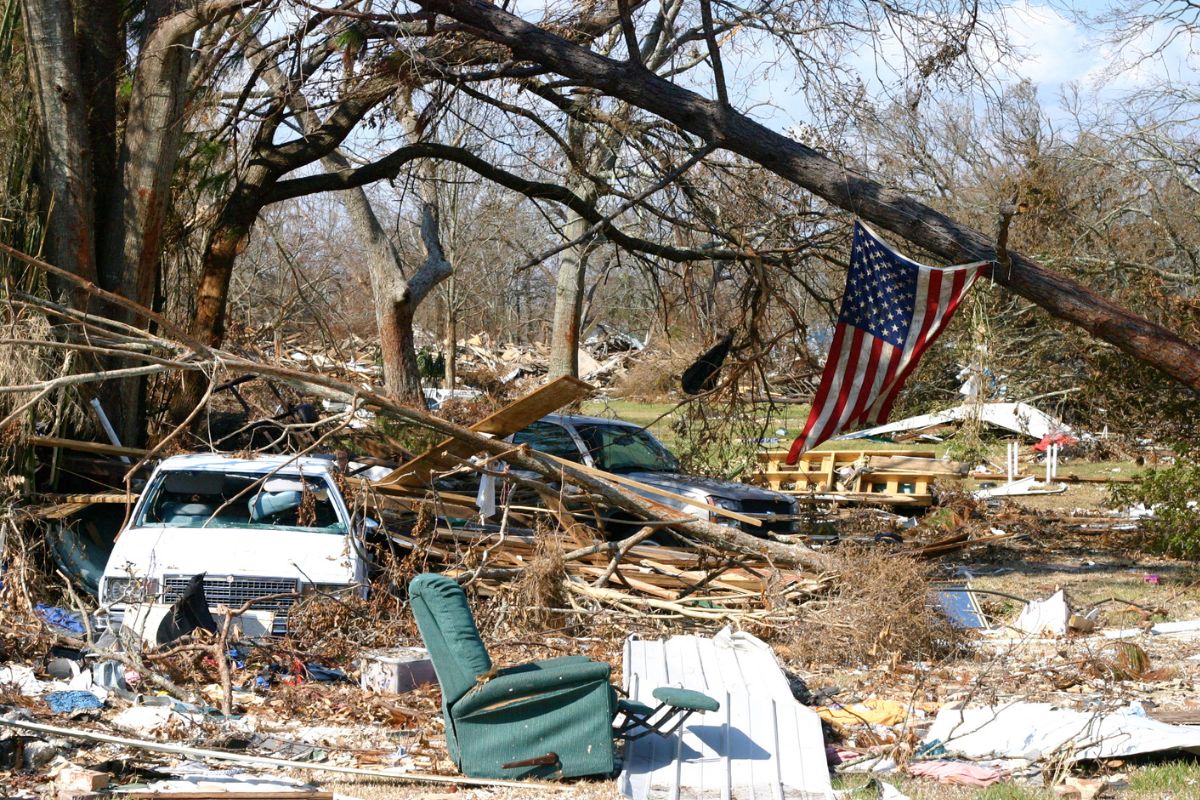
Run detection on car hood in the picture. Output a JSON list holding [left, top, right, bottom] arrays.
[[621, 471, 789, 504], [104, 526, 355, 587]]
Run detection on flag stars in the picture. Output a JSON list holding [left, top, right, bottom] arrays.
[[838, 225, 919, 348]]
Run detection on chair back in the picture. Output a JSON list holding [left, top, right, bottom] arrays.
[[409, 573, 494, 705]]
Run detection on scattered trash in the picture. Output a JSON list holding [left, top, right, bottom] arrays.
[[35, 603, 86, 635], [1013, 589, 1070, 636], [907, 759, 1004, 787], [924, 701, 1200, 762], [45, 690, 103, 714], [931, 583, 989, 629], [358, 648, 436, 695], [818, 700, 909, 728]]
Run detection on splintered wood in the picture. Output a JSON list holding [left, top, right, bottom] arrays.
[[370, 500, 827, 625]]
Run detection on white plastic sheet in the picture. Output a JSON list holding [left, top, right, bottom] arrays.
[[925, 702, 1200, 763], [1013, 590, 1069, 636]]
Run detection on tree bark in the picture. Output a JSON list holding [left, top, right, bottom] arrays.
[[548, 207, 591, 378], [104, 0, 203, 312], [417, 0, 1200, 394], [443, 289, 457, 390], [20, 0, 97, 295], [71, 0, 120, 277]]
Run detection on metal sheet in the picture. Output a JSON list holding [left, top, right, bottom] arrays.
[[618, 630, 834, 800]]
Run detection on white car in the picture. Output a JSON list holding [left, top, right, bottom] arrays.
[[98, 453, 367, 640]]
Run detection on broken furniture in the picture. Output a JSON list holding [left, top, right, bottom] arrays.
[[755, 449, 966, 507], [409, 573, 719, 780]]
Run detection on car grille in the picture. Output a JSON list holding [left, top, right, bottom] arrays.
[[738, 499, 797, 534], [163, 574, 299, 635]]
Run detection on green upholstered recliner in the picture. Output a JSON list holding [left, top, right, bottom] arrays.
[[409, 573, 618, 779], [409, 573, 719, 780]]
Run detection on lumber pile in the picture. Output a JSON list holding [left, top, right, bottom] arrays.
[[754, 449, 967, 507]]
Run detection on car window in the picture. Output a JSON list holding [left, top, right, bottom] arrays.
[[512, 422, 582, 462], [573, 424, 679, 473], [137, 471, 346, 533]]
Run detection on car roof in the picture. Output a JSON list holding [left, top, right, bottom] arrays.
[[154, 453, 337, 475], [541, 413, 643, 429]]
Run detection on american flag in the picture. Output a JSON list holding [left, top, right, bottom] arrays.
[[786, 222, 989, 463]]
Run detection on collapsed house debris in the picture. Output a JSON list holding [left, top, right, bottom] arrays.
[[834, 400, 1072, 443], [4, 248, 1200, 800]]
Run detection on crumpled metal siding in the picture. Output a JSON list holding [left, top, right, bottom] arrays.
[[618, 631, 834, 800]]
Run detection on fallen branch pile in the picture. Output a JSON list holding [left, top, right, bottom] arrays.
[[388, 518, 829, 624]]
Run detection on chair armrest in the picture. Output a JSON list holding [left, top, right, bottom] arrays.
[[455, 659, 611, 718], [652, 686, 720, 712]]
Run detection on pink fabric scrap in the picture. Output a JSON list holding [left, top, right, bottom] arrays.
[[908, 760, 1004, 787]]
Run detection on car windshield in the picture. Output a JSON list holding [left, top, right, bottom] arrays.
[[574, 423, 679, 473], [137, 470, 346, 533]]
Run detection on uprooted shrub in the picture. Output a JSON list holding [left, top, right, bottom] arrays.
[[782, 544, 962, 668], [1111, 450, 1200, 559]]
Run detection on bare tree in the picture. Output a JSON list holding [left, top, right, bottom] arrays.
[[397, 0, 1200, 394]]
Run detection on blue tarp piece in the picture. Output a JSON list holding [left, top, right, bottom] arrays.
[[931, 585, 988, 629], [46, 690, 103, 713], [35, 604, 86, 634]]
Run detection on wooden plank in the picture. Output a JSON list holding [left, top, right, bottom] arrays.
[[540, 453, 762, 527], [971, 472, 1137, 484], [27, 436, 150, 458], [372, 375, 595, 489], [33, 503, 90, 521], [41, 492, 136, 504], [863, 455, 966, 475], [115, 793, 334, 799]]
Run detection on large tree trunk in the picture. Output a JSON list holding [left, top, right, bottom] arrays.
[[548, 208, 590, 378], [102, 1, 203, 444], [381, 295, 425, 405], [443, 290, 457, 391], [419, 0, 1200, 394], [333, 169, 428, 407], [104, 1, 199, 311], [20, 0, 97, 295], [71, 0, 119, 275], [171, 180, 267, 423]]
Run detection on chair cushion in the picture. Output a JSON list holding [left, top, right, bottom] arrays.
[[409, 574, 493, 705], [617, 698, 655, 717], [248, 490, 303, 521], [652, 686, 720, 712]]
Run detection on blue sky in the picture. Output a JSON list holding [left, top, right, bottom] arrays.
[[717, 0, 1200, 132]]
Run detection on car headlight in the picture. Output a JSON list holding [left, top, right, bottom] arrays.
[[706, 495, 742, 512], [102, 576, 159, 604]]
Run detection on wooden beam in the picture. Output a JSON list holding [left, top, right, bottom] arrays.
[[26, 435, 149, 458], [541, 452, 762, 527], [372, 375, 594, 489]]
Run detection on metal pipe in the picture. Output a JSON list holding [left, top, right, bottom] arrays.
[[0, 717, 559, 791], [90, 398, 131, 464]]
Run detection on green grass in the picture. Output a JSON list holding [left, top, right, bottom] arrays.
[[581, 400, 1158, 488], [1124, 759, 1200, 798]]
